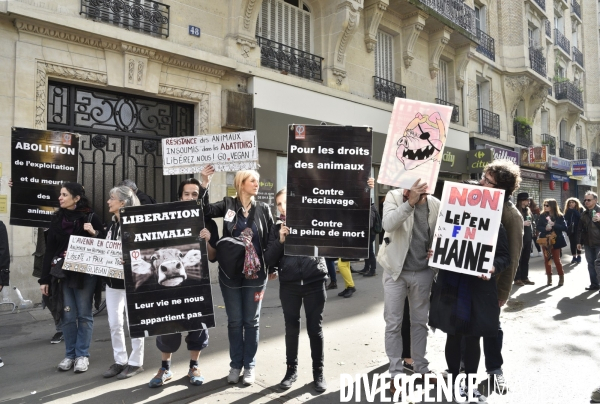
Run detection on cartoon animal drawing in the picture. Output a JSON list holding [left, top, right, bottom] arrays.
[[131, 248, 202, 290], [396, 112, 446, 170]]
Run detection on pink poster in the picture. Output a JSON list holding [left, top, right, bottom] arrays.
[[377, 99, 453, 193]]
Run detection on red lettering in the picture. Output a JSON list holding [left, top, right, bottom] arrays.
[[448, 187, 468, 206], [468, 189, 482, 207], [480, 189, 501, 210], [464, 227, 477, 240]]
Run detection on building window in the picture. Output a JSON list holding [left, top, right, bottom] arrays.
[[375, 30, 394, 82], [541, 110, 549, 133], [437, 59, 448, 101], [476, 79, 490, 110], [576, 126, 582, 148], [256, 0, 312, 52], [475, 5, 487, 33], [559, 119, 567, 142]]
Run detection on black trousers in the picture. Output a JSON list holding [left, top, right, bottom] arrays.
[[280, 280, 327, 368], [515, 237, 532, 281], [446, 333, 481, 379], [568, 233, 581, 256], [363, 234, 377, 273], [401, 297, 411, 358]]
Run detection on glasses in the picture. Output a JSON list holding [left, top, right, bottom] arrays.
[[584, 199, 594, 202], [543, 204, 549, 207], [481, 174, 497, 186]]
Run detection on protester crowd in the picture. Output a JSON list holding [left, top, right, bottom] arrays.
[[3, 159, 600, 403]]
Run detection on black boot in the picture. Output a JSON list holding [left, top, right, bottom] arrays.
[[313, 367, 327, 392], [279, 365, 297, 390]]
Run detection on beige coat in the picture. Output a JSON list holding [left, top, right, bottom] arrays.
[[377, 189, 440, 281], [497, 201, 524, 301]]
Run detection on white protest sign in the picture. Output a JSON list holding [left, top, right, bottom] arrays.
[[428, 182, 505, 277], [63, 236, 124, 279], [162, 130, 258, 175], [377, 99, 453, 194]]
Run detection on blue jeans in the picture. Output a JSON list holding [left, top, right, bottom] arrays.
[[584, 246, 600, 287], [325, 258, 337, 283], [62, 274, 96, 359], [219, 272, 267, 370]]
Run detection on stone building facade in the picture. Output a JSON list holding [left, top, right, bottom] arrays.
[[0, 0, 598, 300]]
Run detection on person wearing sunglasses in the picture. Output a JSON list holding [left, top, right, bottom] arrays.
[[576, 191, 600, 291], [537, 199, 567, 286]]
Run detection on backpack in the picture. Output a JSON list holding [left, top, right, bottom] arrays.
[[371, 205, 383, 234]]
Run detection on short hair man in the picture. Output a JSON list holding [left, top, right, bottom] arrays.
[[379, 179, 440, 396], [119, 179, 156, 205], [514, 193, 535, 286], [478, 159, 523, 394], [577, 191, 600, 290]]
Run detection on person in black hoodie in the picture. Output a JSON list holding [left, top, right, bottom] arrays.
[[0, 220, 9, 368], [39, 182, 105, 373], [264, 187, 328, 393], [102, 186, 144, 380]]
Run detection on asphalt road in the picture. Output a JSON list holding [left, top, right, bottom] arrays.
[[1, 252, 599, 404]]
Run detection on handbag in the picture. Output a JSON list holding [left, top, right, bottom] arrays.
[[50, 255, 66, 279], [216, 207, 256, 280]]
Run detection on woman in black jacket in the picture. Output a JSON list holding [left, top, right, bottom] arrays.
[[264, 188, 329, 393], [200, 167, 274, 386], [39, 182, 105, 373], [429, 223, 511, 402], [537, 199, 567, 286], [563, 197, 582, 264], [101, 186, 144, 380]]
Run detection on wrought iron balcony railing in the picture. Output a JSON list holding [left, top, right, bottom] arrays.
[[418, 0, 477, 36], [529, 47, 546, 77], [545, 20, 552, 37], [542, 134, 556, 155], [559, 140, 575, 160], [592, 152, 600, 167], [80, 0, 170, 37], [554, 29, 570, 55], [548, 84, 553, 97], [573, 46, 584, 68], [514, 121, 533, 146], [374, 77, 406, 104], [572, 0, 582, 20], [476, 28, 495, 61], [577, 147, 587, 160], [256, 36, 323, 81], [554, 81, 583, 108], [533, 0, 546, 10], [435, 98, 459, 123], [478, 108, 500, 138]]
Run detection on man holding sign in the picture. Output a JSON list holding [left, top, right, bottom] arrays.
[[377, 178, 440, 394], [428, 180, 511, 402]]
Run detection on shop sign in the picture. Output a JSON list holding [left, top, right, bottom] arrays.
[[520, 146, 547, 169], [485, 145, 519, 165], [466, 149, 493, 173], [548, 156, 571, 171], [571, 159, 588, 176], [549, 173, 569, 182], [581, 168, 598, 187], [520, 170, 546, 180], [440, 147, 468, 173]]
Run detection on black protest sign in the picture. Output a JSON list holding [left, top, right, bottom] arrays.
[[120, 200, 215, 338], [285, 125, 372, 258], [11, 127, 79, 227]]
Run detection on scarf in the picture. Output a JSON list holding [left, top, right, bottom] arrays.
[[241, 227, 261, 279], [441, 270, 472, 333]]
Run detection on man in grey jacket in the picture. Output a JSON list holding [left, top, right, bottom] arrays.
[[379, 179, 440, 394]]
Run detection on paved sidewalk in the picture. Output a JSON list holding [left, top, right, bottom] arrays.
[[0, 252, 599, 403]]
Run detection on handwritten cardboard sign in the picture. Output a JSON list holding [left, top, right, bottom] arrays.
[[64, 236, 124, 279]]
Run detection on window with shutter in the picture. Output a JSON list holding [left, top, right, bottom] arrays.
[[374, 30, 393, 81], [437, 60, 448, 101], [256, 0, 312, 52]]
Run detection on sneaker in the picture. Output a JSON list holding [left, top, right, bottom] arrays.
[[402, 360, 414, 373], [326, 281, 338, 290], [468, 387, 487, 402], [74, 356, 89, 373], [313, 367, 327, 392], [522, 278, 535, 285], [227, 367, 242, 384], [530, 253, 536, 258], [591, 386, 600, 403], [491, 374, 508, 395], [0, 358, 4, 368], [538, 251, 543, 257], [571, 258, 577, 264], [279, 365, 298, 390], [57, 357, 74, 371], [117, 365, 144, 380], [453, 385, 467, 403], [242, 368, 255, 385], [576, 256, 582, 263], [342, 287, 356, 298], [103, 363, 125, 378], [50, 332, 64, 344], [149, 367, 172, 388], [187, 366, 204, 386]]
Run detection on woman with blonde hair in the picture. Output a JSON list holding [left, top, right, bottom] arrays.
[[200, 166, 274, 386], [536, 199, 568, 286], [563, 197, 582, 263]]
